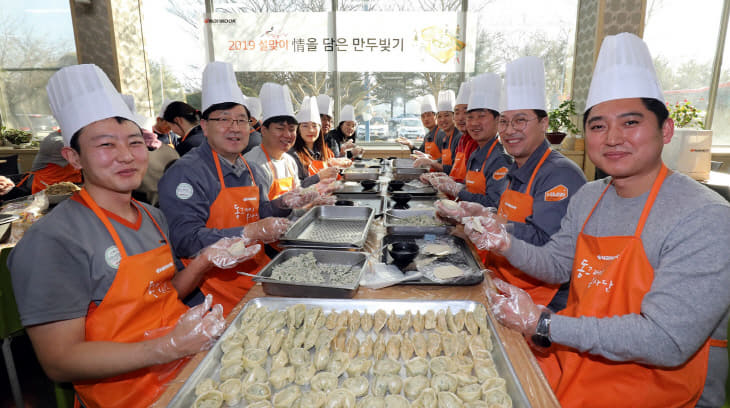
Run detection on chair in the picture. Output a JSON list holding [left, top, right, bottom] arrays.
[[0, 155, 19, 176]]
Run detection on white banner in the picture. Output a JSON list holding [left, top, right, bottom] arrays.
[[206, 12, 476, 73]]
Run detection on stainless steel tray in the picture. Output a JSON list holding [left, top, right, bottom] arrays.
[[254, 249, 367, 298], [342, 167, 380, 181], [386, 195, 438, 210], [381, 233, 484, 285], [334, 193, 385, 214], [392, 158, 428, 181], [384, 208, 451, 235], [166, 298, 531, 408], [337, 181, 383, 194], [280, 205, 374, 249]]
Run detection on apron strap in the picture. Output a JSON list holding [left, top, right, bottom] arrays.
[[213, 151, 256, 189], [525, 148, 552, 196], [79, 189, 129, 258], [261, 145, 279, 180], [634, 164, 668, 237], [479, 137, 499, 173]]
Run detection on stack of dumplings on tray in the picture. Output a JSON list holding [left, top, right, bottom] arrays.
[[193, 303, 513, 408]]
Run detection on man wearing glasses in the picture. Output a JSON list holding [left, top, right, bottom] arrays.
[[489, 56, 586, 311], [158, 62, 297, 315]]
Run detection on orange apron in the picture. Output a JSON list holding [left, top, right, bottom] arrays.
[[190, 152, 270, 316], [73, 189, 188, 408], [464, 137, 499, 195], [298, 147, 333, 177], [449, 151, 467, 181], [489, 148, 560, 306], [262, 145, 295, 200], [538, 164, 721, 408], [28, 163, 82, 194], [441, 128, 456, 166], [424, 129, 442, 161]]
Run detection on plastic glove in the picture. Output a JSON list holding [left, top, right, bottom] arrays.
[[327, 157, 352, 169], [351, 146, 364, 158], [459, 201, 497, 218], [151, 294, 225, 363], [309, 195, 337, 206], [396, 137, 414, 149], [342, 141, 357, 151], [413, 157, 437, 169], [317, 166, 339, 181], [410, 150, 430, 159], [463, 214, 511, 253], [487, 279, 544, 336], [203, 237, 262, 269], [432, 176, 465, 196], [314, 178, 340, 196], [242, 217, 290, 243], [281, 186, 321, 209], [419, 172, 448, 185], [0, 176, 15, 195]]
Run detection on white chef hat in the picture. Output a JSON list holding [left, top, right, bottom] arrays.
[[339, 104, 356, 122], [120, 94, 154, 131], [467, 73, 502, 112], [455, 81, 472, 106], [296, 96, 321, 125], [317, 94, 334, 118], [260, 82, 295, 123], [47, 64, 136, 146], [437, 90, 456, 112], [420, 94, 437, 114], [503, 56, 546, 111], [201, 61, 246, 114], [584, 32, 664, 112], [245, 96, 262, 120]]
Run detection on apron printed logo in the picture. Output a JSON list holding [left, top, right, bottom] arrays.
[[176, 183, 194, 200], [544, 184, 568, 202], [155, 262, 174, 274], [492, 167, 508, 180], [147, 280, 173, 299], [104, 246, 121, 269]]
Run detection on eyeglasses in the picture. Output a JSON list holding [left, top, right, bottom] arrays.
[[207, 117, 251, 128], [497, 116, 538, 132]]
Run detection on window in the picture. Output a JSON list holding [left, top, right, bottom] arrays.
[[0, 1, 76, 140]]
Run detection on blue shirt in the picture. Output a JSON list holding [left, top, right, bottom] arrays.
[[503, 140, 586, 246], [456, 138, 512, 208], [158, 140, 290, 258], [439, 127, 462, 174]]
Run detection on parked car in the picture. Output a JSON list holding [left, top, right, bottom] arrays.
[[357, 117, 390, 140], [397, 118, 425, 140]]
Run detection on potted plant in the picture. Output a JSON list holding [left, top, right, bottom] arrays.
[[547, 99, 580, 145], [662, 100, 713, 181], [1, 127, 32, 148]]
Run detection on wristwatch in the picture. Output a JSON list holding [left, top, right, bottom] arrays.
[[531, 310, 552, 348]]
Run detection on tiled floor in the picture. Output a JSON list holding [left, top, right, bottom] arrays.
[[0, 333, 56, 408]]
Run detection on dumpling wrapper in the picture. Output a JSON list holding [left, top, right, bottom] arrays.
[[422, 243, 457, 256], [433, 265, 464, 280]]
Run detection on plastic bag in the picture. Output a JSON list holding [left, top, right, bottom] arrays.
[[359, 258, 423, 289]]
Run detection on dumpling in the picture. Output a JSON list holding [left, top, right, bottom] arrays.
[[401, 310, 413, 332], [194, 378, 217, 396], [304, 306, 323, 328], [314, 345, 330, 371], [287, 304, 307, 329], [289, 347, 311, 367], [314, 311, 327, 329], [435, 309, 448, 333], [220, 347, 242, 367], [359, 335, 374, 359], [346, 357, 372, 377], [436, 391, 463, 408], [269, 365, 295, 390], [342, 375, 370, 397], [373, 309, 387, 333], [247, 401, 274, 408], [453, 309, 466, 332], [349, 310, 361, 332], [325, 311, 339, 330], [430, 356, 456, 374], [356, 395, 385, 408], [316, 328, 335, 350], [220, 331, 244, 354], [405, 356, 429, 377], [383, 395, 409, 408], [242, 366, 268, 384], [463, 402, 489, 408], [268, 310, 287, 331], [218, 363, 242, 381], [483, 389, 512, 408], [464, 311, 479, 335], [386, 334, 401, 360], [431, 373, 458, 393], [412, 332, 428, 358], [480, 377, 507, 395], [346, 334, 360, 359], [386, 310, 400, 333], [424, 310, 436, 330], [242, 348, 267, 370], [413, 387, 437, 408], [412, 311, 425, 332], [293, 327, 308, 349], [360, 312, 374, 332], [452, 372, 478, 387], [327, 351, 349, 377], [242, 326, 260, 349], [269, 329, 286, 355], [271, 349, 289, 370], [372, 374, 402, 397], [298, 390, 326, 408], [336, 310, 349, 330], [427, 332, 442, 357], [282, 326, 297, 350], [243, 382, 271, 402], [310, 372, 338, 393], [373, 333, 386, 360], [258, 329, 275, 354], [473, 304, 488, 333], [442, 333, 459, 357], [240, 304, 258, 325], [333, 327, 347, 352], [400, 335, 415, 360], [373, 357, 401, 375], [218, 378, 242, 406], [473, 359, 499, 383], [193, 390, 223, 408], [295, 363, 316, 386], [404, 375, 429, 400], [454, 355, 474, 375], [303, 327, 319, 350], [273, 384, 302, 408], [456, 383, 482, 403]]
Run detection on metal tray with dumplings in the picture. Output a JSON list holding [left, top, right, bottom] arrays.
[[166, 297, 532, 408], [391, 158, 428, 180], [384, 208, 452, 235], [280, 205, 374, 249], [342, 167, 381, 181], [386, 195, 438, 210], [253, 249, 368, 298], [333, 193, 385, 214]]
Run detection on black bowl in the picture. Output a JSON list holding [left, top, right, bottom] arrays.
[[360, 179, 377, 190], [335, 199, 354, 206], [388, 241, 419, 269], [391, 193, 412, 207], [388, 180, 405, 192]]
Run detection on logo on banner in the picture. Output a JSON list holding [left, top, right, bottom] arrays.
[[545, 185, 568, 202], [492, 167, 508, 180]]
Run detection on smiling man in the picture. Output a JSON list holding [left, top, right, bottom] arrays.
[[470, 33, 730, 408], [158, 62, 293, 315]]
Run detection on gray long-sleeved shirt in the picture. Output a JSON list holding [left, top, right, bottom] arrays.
[[504, 173, 730, 406]]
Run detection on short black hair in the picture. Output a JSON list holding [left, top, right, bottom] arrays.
[[582, 98, 669, 130], [201, 102, 250, 120], [163, 101, 201, 124], [467, 108, 500, 119], [70, 116, 140, 153], [533, 109, 548, 120], [263, 115, 298, 128]]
